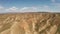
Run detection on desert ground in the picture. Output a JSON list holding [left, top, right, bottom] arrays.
[[0, 12, 60, 34]]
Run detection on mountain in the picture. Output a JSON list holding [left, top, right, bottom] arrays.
[[0, 12, 60, 34]]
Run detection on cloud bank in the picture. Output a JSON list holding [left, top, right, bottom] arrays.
[[3, 6, 51, 13], [0, 6, 60, 13], [0, 0, 60, 13], [0, 1, 60, 13]]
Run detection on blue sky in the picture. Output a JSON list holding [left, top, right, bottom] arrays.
[[0, 0, 60, 13]]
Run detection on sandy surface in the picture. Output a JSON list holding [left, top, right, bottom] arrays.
[[0, 12, 60, 34]]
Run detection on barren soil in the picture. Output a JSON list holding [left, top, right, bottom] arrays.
[[0, 12, 60, 34]]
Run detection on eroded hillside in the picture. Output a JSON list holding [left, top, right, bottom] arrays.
[[0, 13, 60, 34]]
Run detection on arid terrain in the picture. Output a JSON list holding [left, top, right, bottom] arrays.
[[0, 12, 60, 34]]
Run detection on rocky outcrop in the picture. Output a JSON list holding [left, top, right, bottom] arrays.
[[0, 13, 60, 34]]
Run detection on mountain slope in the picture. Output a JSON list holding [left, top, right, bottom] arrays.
[[0, 12, 60, 34]]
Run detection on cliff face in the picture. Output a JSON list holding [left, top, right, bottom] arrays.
[[0, 13, 60, 34]]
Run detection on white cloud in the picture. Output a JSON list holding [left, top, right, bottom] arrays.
[[50, 3, 60, 12], [4, 6, 51, 13], [20, 7, 38, 12], [19, 5, 52, 12], [0, 5, 59, 13], [5, 6, 18, 12], [53, 3, 60, 7], [51, 0, 56, 3], [51, 0, 60, 12], [9, 6, 18, 11], [20, 7, 28, 10], [6, 6, 49, 13], [41, 5, 51, 11], [0, 6, 6, 13], [0, 6, 4, 10]]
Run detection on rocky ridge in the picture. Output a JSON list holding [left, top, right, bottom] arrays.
[[0, 12, 60, 34]]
